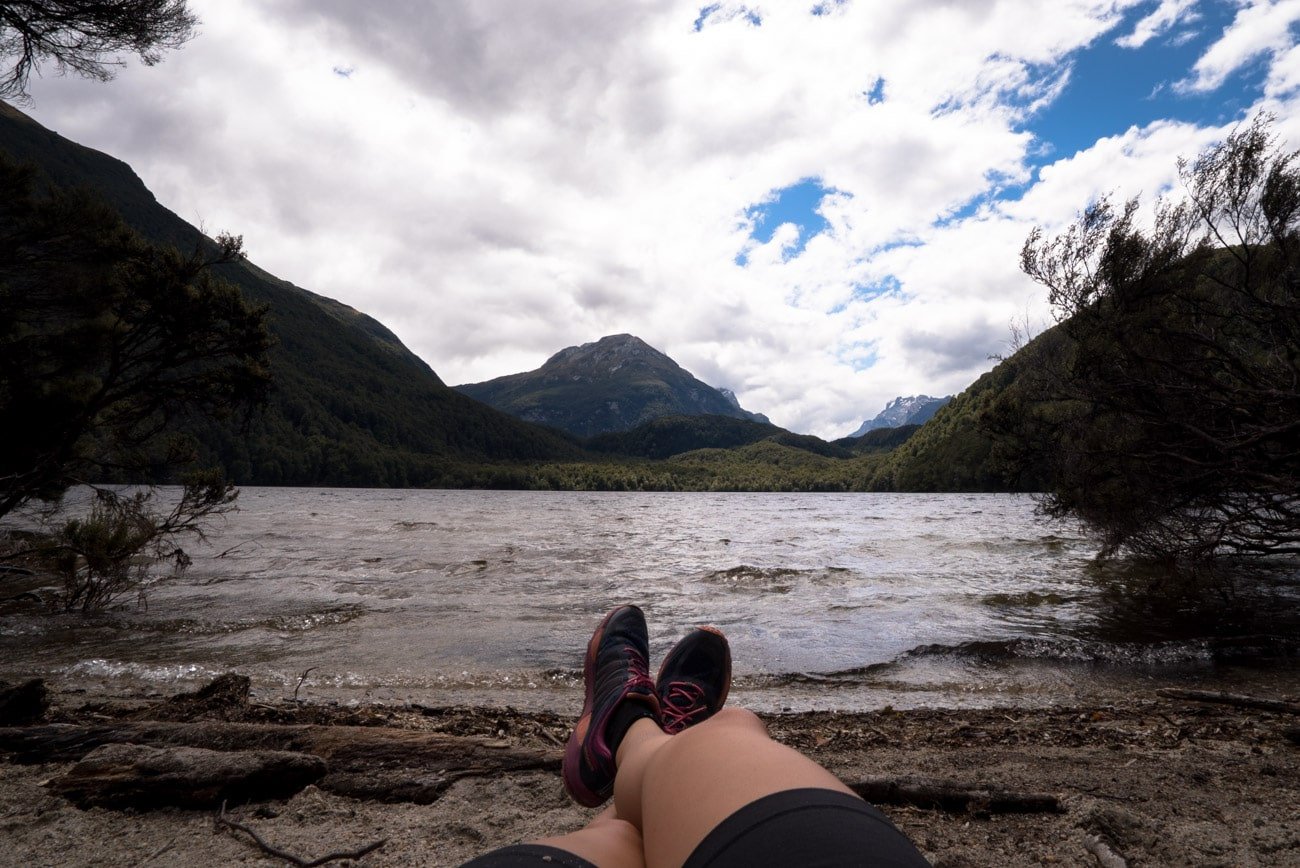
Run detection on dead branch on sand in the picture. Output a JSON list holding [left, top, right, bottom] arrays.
[[216, 801, 386, 867], [847, 776, 1062, 814]]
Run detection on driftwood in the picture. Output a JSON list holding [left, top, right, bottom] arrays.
[[1156, 688, 1300, 715], [0, 721, 560, 804], [51, 743, 326, 809], [1083, 833, 1128, 868], [216, 801, 386, 867], [847, 776, 1062, 814]]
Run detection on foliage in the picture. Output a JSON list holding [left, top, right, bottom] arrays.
[[0, 0, 195, 101], [832, 424, 921, 455], [46, 471, 235, 611], [585, 414, 834, 459], [869, 352, 1051, 493], [0, 155, 271, 516], [1013, 114, 1300, 563]]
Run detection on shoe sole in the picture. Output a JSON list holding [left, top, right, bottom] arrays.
[[562, 605, 630, 807], [656, 625, 731, 727]]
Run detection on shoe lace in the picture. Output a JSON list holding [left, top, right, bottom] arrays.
[[660, 681, 707, 734]]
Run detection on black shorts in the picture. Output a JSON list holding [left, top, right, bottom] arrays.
[[460, 787, 930, 867]]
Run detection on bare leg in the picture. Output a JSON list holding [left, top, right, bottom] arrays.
[[613, 708, 857, 868], [531, 805, 646, 868]]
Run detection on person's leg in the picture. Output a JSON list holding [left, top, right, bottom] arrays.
[[532, 806, 646, 868], [557, 607, 927, 867], [462, 807, 645, 868], [612, 708, 857, 868]]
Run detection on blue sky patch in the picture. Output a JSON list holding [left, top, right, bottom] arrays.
[[694, 4, 761, 31], [742, 177, 837, 263], [811, 1, 847, 16], [852, 275, 901, 302], [693, 4, 721, 31], [1025, 1, 1262, 167]]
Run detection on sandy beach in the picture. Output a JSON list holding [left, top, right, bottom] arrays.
[[1, 677, 1298, 867]]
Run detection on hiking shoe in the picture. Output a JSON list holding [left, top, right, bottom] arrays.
[[562, 605, 659, 807], [656, 626, 731, 735]]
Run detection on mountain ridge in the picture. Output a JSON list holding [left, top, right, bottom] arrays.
[[849, 394, 952, 438], [456, 334, 770, 438], [0, 101, 582, 485]]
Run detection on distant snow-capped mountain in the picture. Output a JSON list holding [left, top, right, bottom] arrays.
[[849, 395, 951, 438]]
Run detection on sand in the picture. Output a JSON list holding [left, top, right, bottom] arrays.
[[1, 684, 1298, 867]]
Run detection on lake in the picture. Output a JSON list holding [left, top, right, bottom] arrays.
[[2, 488, 1296, 712]]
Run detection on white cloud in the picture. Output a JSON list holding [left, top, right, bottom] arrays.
[[1265, 41, 1300, 94], [15, 0, 1300, 438], [1116, 0, 1198, 49], [1180, 0, 1300, 92]]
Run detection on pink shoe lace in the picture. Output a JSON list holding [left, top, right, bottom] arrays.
[[660, 681, 709, 734]]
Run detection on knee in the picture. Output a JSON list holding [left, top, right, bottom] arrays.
[[586, 814, 642, 847], [687, 706, 766, 737], [712, 706, 766, 730]]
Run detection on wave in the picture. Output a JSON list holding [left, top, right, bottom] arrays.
[[697, 565, 855, 594], [898, 634, 1299, 667], [75, 606, 370, 637]]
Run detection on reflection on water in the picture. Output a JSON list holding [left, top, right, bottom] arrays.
[[1, 488, 1296, 712]]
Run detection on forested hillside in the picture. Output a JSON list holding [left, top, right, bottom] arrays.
[[867, 332, 1057, 492], [0, 102, 582, 486]]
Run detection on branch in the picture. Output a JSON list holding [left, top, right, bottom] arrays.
[[847, 776, 1062, 814], [1083, 833, 1128, 868], [1157, 688, 1300, 715], [215, 802, 386, 867]]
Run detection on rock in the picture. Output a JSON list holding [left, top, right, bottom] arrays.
[[136, 672, 251, 721], [0, 679, 50, 724], [50, 742, 327, 809]]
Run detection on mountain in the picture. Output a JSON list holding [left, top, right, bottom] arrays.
[[848, 394, 952, 437], [867, 335, 1057, 492], [455, 334, 771, 438], [0, 102, 581, 486], [717, 388, 770, 424]]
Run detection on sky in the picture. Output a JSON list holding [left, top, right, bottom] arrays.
[[16, 0, 1300, 438]]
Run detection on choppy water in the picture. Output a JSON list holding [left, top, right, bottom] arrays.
[[2, 489, 1297, 712]]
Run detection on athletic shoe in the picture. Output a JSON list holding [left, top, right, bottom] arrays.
[[656, 625, 731, 735], [562, 605, 659, 807]]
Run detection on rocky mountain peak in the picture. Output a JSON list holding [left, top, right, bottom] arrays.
[[456, 334, 771, 437], [849, 394, 952, 438], [545, 334, 666, 370]]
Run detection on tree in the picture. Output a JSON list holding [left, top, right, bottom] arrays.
[[0, 155, 271, 518], [0, 0, 195, 101], [46, 470, 236, 611], [1013, 115, 1300, 564]]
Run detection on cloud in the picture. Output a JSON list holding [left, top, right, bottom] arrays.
[[1180, 0, 1300, 92], [1115, 0, 1198, 49], [16, 0, 1300, 438]]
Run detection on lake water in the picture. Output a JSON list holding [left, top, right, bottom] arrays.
[[2, 488, 1297, 712]]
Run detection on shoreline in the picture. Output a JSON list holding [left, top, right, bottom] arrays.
[[1, 679, 1297, 866]]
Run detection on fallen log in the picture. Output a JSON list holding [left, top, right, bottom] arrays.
[[51, 743, 326, 809], [847, 776, 1062, 814], [1156, 688, 1300, 715], [0, 721, 560, 804]]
